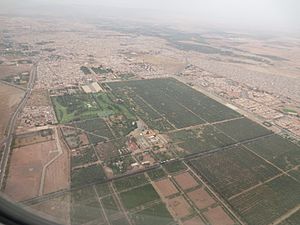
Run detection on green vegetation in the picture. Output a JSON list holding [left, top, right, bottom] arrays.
[[164, 161, 187, 173], [189, 146, 280, 198], [120, 184, 160, 210], [171, 125, 235, 155], [245, 134, 300, 171], [147, 168, 167, 180], [94, 182, 111, 197], [130, 202, 174, 225], [71, 146, 98, 168], [80, 66, 91, 75], [114, 173, 148, 192], [52, 94, 101, 123], [230, 175, 300, 225], [91, 66, 113, 74], [101, 195, 119, 217], [215, 117, 272, 142], [278, 210, 300, 225], [106, 155, 136, 175], [71, 186, 106, 225], [71, 164, 106, 188]]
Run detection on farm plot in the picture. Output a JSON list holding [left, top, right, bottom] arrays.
[[182, 216, 205, 225], [130, 202, 174, 225], [229, 175, 300, 225], [71, 146, 98, 168], [52, 94, 102, 123], [119, 184, 160, 210], [147, 168, 167, 181], [113, 173, 148, 192], [71, 164, 106, 188], [203, 206, 235, 225], [94, 182, 111, 197], [163, 161, 187, 174], [278, 210, 300, 225], [187, 187, 215, 210], [101, 195, 120, 218], [71, 186, 106, 225], [154, 178, 179, 198], [167, 196, 193, 219], [189, 145, 280, 198], [245, 134, 300, 171], [148, 78, 240, 122], [215, 117, 272, 142], [174, 172, 199, 191], [108, 79, 205, 129], [170, 125, 235, 155]]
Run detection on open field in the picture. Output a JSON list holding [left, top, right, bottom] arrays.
[[167, 196, 193, 218], [278, 210, 300, 225], [0, 83, 24, 140], [203, 206, 235, 225], [170, 125, 235, 155], [29, 193, 70, 225], [182, 216, 205, 225], [113, 173, 148, 192], [229, 175, 300, 225], [107, 78, 240, 131], [4, 140, 58, 201], [187, 187, 215, 210], [174, 172, 199, 191], [154, 178, 179, 197], [71, 146, 98, 168], [119, 184, 160, 210], [189, 145, 280, 198], [71, 164, 106, 188], [245, 134, 300, 171], [70, 186, 106, 225], [147, 168, 167, 181], [163, 161, 187, 174], [130, 202, 174, 225], [215, 117, 272, 142], [13, 129, 54, 148]]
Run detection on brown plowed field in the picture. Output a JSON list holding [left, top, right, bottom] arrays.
[[4, 140, 58, 201], [154, 178, 179, 197], [187, 188, 215, 210], [174, 172, 198, 190], [182, 216, 205, 225], [167, 196, 192, 218], [203, 206, 235, 225]]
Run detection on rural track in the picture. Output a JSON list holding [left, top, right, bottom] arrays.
[[0, 64, 37, 189]]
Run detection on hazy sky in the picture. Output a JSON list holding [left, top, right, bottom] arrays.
[[2, 0, 300, 34]]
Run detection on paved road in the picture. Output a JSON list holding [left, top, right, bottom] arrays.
[[0, 64, 37, 189]]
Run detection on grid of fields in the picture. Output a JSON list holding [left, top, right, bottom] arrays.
[[107, 78, 241, 131]]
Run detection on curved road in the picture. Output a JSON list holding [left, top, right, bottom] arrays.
[[0, 64, 37, 189]]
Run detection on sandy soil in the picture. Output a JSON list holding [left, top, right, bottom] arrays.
[[167, 196, 192, 218], [0, 83, 24, 140], [4, 140, 58, 201], [187, 188, 215, 210], [154, 178, 179, 197], [203, 206, 235, 225], [174, 172, 198, 190]]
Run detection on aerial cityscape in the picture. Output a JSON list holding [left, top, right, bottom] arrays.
[[0, 1, 300, 225]]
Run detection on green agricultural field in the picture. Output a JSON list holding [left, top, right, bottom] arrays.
[[278, 210, 300, 225], [113, 173, 148, 192], [171, 125, 235, 155], [163, 160, 187, 173], [94, 182, 111, 197], [245, 134, 300, 171], [71, 146, 98, 168], [101, 195, 119, 217], [229, 175, 300, 225], [52, 94, 102, 123], [147, 168, 167, 181], [215, 117, 272, 142], [71, 186, 106, 225], [71, 164, 106, 188], [130, 202, 174, 225], [119, 184, 160, 210], [189, 146, 280, 198]]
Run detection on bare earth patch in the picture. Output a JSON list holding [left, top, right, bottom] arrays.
[[187, 188, 215, 210], [154, 178, 179, 197], [203, 206, 235, 225], [167, 196, 192, 218], [174, 172, 198, 190], [4, 140, 58, 201]]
